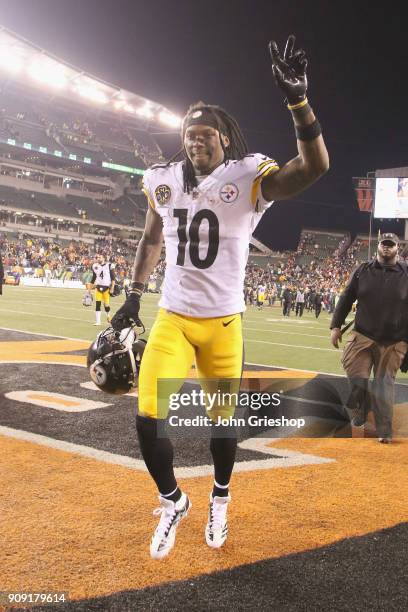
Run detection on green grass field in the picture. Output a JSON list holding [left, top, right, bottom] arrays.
[[0, 285, 358, 375]]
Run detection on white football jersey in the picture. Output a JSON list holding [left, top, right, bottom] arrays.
[[92, 262, 113, 288], [143, 153, 278, 317]]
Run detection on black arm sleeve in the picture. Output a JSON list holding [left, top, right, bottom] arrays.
[[109, 265, 115, 282], [330, 265, 361, 329], [90, 271, 96, 284]]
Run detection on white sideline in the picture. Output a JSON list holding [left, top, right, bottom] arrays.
[[246, 338, 337, 352], [0, 322, 338, 352], [0, 426, 334, 477]]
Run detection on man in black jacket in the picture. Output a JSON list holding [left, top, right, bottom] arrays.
[[330, 233, 408, 443], [282, 286, 292, 317], [314, 289, 322, 318]]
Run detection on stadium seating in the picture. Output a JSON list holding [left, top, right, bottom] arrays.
[[0, 183, 135, 226], [91, 122, 130, 147], [102, 146, 143, 168], [0, 85, 167, 232], [0, 186, 48, 213], [112, 194, 147, 226], [295, 230, 345, 266], [65, 194, 117, 223], [11, 123, 58, 150], [1, 92, 162, 168]]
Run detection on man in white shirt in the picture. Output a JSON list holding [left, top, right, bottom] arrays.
[[295, 288, 305, 317], [87, 254, 115, 325]]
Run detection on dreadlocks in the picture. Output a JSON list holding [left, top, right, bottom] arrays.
[[167, 102, 249, 194]]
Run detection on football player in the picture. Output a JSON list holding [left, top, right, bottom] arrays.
[[87, 254, 116, 325], [112, 35, 329, 559], [257, 284, 266, 310]]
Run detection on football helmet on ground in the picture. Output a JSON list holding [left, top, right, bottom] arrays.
[[82, 291, 93, 307], [87, 325, 146, 394]]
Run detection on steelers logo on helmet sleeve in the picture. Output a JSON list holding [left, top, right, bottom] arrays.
[[90, 364, 107, 386], [220, 183, 239, 203], [155, 184, 172, 205]]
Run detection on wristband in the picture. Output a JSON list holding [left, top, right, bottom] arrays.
[[295, 119, 322, 142], [287, 97, 308, 110], [289, 101, 313, 118]]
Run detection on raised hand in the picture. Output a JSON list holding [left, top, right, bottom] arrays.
[[268, 34, 308, 104]]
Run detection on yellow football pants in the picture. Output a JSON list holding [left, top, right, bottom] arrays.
[[95, 287, 110, 306], [138, 309, 243, 420]]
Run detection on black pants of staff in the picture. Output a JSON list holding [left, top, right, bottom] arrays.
[[296, 303, 304, 317], [283, 300, 291, 316]]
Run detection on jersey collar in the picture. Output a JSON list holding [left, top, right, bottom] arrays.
[[176, 160, 231, 193]]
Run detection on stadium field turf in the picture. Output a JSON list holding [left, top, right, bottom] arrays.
[[0, 285, 364, 376], [1, 286, 408, 611]]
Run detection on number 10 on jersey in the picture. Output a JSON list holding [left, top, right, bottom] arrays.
[[174, 208, 219, 269]]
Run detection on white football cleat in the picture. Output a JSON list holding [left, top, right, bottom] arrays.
[[150, 493, 191, 560], [205, 494, 231, 549]]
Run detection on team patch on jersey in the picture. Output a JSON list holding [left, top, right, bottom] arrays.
[[155, 184, 172, 205], [219, 183, 239, 203]]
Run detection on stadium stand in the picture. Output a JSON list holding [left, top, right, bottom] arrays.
[[3, 225, 396, 308], [0, 26, 181, 243], [2, 25, 397, 301]]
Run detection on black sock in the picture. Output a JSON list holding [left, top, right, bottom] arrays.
[[210, 434, 237, 497], [160, 486, 182, 503], [136, 415, 178, 496], [212, 481, 230, 498]]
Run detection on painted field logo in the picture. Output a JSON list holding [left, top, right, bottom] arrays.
[[5, 390, 110, 412]]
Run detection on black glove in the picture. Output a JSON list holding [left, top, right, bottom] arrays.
[[268, 34, 308, 104], [111, 293, 143, 331]]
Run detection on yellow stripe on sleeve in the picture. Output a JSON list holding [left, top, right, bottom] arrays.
[[251, 165, 280, 206], [255, 158, 279, 180], [142, 187, 156, 210]]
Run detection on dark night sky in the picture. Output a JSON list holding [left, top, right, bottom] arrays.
[[0, 0, 407, 248]]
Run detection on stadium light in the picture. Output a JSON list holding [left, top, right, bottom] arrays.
[[28, 58, 67, 89], [137, 104, 154, 119], [114, 100, 136, 114], [0, 45, 24, 73], [159, 111, 182, 128], [75, 84, 108, 104]]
